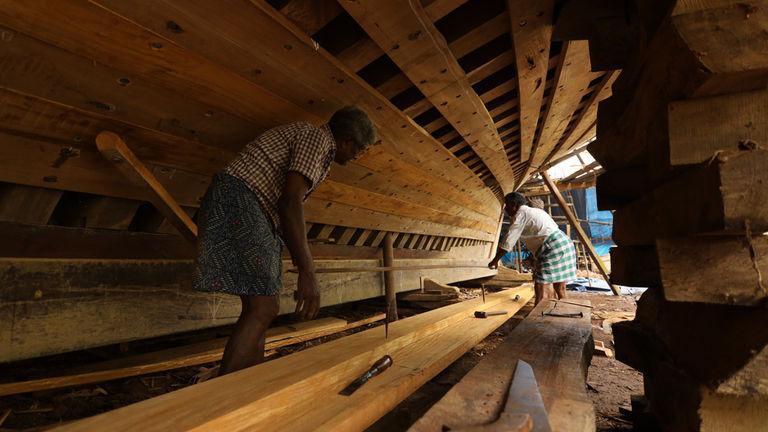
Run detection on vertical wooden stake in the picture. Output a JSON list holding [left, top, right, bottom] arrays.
[[382, 233, 398, 321], [516, 241, 523, 272], [541, 171, 619, 295]]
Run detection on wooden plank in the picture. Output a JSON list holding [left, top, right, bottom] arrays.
[[529, 41, 597, 171], [0, 256, 494, 362], [91, 0, 498, 209], [0, 0, 313, 131], [340, 0, 517, 192], [448, 12, 509, 60], [0, 316, 386, 397], [411, 298, 593, 432], [508, 0, 555, 163], [668, 89, 768, 166], [0, 24, 256, 151], [588, 3, 768, 172], [96, 132, 197, 242], [613, 149, 768, 245], [53, 196, 141, 230], [335, 38, 384, 72], [594, 166, 654, 211], [0, 131, 211, 208], [422, 0, 471, 22], [541, 171, 618, 294], [0, 184, 61, 224], [0, 86, 233, 175], [656, 236, 768, 306], [54, 286, 534, 432]]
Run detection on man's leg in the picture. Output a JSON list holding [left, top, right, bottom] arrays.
[[553, 281, 567, 299], [219, 294, 279, 375], [534, 282, 554, 304]]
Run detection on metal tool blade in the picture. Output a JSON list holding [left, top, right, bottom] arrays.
[[504, 360, 552, 432]]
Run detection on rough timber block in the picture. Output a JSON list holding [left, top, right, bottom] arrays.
[[609, 246, 660, 288], [612, 149, 768, 245], [589, 2, 768, 172]]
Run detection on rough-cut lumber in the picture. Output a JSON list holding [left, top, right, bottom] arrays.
[[411, 298, 594, 432], [541, 172, 618, 295], [55, 286, 534, 432], [668, 88, 768, 166], [1, 257, 494, 362], [621, 289, 768, 397], [612, 149, 768, 245], [0, 315, 386, 397], [339, 0, 516, 192], [609, 246, 660, 288], [508, 0, 554, 163], [96, 132, 197, 242], [589, 2, 768, 172], [656, 236, 768, 306], [595, 167, 654, 210]]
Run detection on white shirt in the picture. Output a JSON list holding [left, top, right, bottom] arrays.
[[500, 205, 561, 253]]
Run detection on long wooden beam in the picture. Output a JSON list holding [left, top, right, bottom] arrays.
[[96, 132, 197, 242], [55, 286, 534, 432], [540, 171, 618, 295], [508, 0, 555, 163], [339, 0, 517, 193], [0, 315, 385, 397]]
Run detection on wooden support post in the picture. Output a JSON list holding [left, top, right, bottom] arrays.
[[382, 232, 398, 322], [515, 242, 522, 272], [541, 171, 619, 295], [95, 132, 197, 242]]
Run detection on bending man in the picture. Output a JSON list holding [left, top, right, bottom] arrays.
[[193, 107, 377, 374], [488, 192, 577, 304]]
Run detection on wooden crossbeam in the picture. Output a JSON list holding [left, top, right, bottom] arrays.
[[508, 0, 555, 163], [339, 0, 517, 193], [540, 171, 619, 295], [95, 132, 197, 242]]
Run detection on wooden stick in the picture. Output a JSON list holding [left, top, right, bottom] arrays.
[[0, 315, 385, 397], [95, 131, 197, 242], [286, 264, 489, 274], [382, 233, 398, 322], [541, 171, 619, 295]]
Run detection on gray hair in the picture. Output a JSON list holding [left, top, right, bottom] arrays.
[[329, 106, 377, 150]]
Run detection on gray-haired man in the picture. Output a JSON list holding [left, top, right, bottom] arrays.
[[193, 106, 377, 374]]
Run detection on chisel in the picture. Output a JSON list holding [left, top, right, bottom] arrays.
[[338, 355, 393, 396]]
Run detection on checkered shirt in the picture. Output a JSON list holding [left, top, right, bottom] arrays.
[[224, 122, 336, 230]]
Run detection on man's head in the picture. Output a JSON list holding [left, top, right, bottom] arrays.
[[503, 192, 527, 218], [329, 106, 377, 165]]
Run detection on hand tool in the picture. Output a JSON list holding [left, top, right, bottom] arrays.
[[548, 299, 593, 309], [338, 355, 393, 396], [474, 310, 507, 319], [450, 360, 551, 431], [541, 302, 583, 318]]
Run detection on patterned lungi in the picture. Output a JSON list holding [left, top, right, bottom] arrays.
[[192, 173, 283, 296], [534, 230, 577, 284]]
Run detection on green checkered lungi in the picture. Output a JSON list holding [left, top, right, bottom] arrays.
[[534, 230, 577, 283]]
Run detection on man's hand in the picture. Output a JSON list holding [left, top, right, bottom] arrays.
[[294, 270, 320, 320], [488, 260, 499, 270]]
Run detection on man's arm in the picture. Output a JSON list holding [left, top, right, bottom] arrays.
[[488, 212, 526, 269], [277, 171, 319, 320]]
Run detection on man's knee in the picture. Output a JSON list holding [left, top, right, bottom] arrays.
[[241, 296, 279, 323]]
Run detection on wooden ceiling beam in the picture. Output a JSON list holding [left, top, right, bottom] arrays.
[[507, 0, 555, 163], [548, 71, 617, 162], [422, 0, 472, 22], [340, 0, 517, 192], [335, 38, 385, 72], [448, 12, 510, 60]]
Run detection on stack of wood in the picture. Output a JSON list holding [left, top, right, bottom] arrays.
[[560, 0, 768, 429]]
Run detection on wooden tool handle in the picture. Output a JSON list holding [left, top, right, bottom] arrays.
[[369, 355, 393, 377]]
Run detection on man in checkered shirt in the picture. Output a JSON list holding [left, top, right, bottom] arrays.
[[193, 106, 377, 374]]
